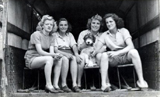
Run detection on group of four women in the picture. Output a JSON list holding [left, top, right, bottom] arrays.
[[24, 13, 148, 93]]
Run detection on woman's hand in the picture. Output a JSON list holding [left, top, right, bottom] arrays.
[[91, 51, 96, 57], [53, 53, 63, 60], [75, 54, 83, 64], [107, 51, 120, 58]]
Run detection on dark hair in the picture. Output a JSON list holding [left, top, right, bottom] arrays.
[[103, 13, 124, 30], [57, 18, 72, 34], [87, 14, 103, 32]]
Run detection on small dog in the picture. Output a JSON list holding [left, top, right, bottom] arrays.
[[80, 33, 97, 67]]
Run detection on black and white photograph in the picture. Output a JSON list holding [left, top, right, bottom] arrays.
[[0, 0, 160, 97]]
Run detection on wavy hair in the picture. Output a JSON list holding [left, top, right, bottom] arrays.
[[87, 14, 103, 32], [103, 13, 124, 30], [36, 15, 55, 35], [57, 18, 72, 34]]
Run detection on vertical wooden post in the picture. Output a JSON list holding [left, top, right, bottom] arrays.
[[0, 0, 8, 97], [135, 1, 140, 49]]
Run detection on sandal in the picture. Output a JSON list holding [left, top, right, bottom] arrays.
[[137, 80, 148, 91]]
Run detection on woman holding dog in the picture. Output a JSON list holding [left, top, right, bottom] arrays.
[[54, 18, 82, 92], [77, 14, 106, 88], [92, 13, 148, 92], [24, 15, 63, 93]]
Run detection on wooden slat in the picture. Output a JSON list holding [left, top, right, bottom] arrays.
[[132, 14, 160, 39], [7, 22, 30, 40], [0, 0, 8, 97]]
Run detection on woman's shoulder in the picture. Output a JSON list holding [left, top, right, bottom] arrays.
[[81, 29, 90, 33], [31, 31, 41, 37], [67, 32, 74, 36], [52, 32, 58, 36], [79, 29, 90, 36], [101, 30, 109, 35], [119, 28, 129, 33]]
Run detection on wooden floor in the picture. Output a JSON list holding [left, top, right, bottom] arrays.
[[11, 89, 160, 97]]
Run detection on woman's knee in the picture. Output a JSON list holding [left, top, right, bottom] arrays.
[[101, 52, 109, 60], [96, 53, 102, 59], [45, 56, 54, 66], [71, 56, 76, 61], [128, 49, 139, 58], [62, 56, 69, 62]]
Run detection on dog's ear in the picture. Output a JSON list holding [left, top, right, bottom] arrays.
[[83, 33, 89, 41], [83, 34, 87, 41], [92, 35, 96, 43]]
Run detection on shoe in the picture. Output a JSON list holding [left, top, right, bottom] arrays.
[[103, 86, 111, 92], [137, 80, 148, 91], [72, 86, 81, 92], [78, 86, 82, 90], [45, 86, 59, 93], [54, 87, 64, 93], [61, 86, 72, 93], [90, 86, 96, 91]]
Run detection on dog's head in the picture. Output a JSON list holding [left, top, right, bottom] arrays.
[[83, 33, 96, 46]]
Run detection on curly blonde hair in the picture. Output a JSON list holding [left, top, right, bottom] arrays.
[[36, 15, 55, 35]]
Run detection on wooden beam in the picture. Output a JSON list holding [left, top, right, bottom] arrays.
[[124, 1, 136, 18], [7, 22, 30, 40], [132, 14, 160, 39], [135, 1, 140, 48], [0, 0, 8, 97]]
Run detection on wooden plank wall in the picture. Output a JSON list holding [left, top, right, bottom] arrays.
[[125, 0, 160, 90], [7, 0, 39, 50], [5, 0, 39, 95]]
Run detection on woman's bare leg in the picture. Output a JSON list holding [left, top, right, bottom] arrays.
[[128, 49, 148, 87], [53, 58, 62, 88], [31, 56, 54, 89], [61, 56, 69, 87]]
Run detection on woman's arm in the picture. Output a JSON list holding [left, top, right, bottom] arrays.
[[79, 42, 88, 51], [35, 44, 55, 56], [72, 44, 82, 63], [72, 44, 79, 56], [77, 31, 89, 51], [97, 45, 107, 53], [115, 28, 134, 55], [50, 45, 54, 54], [116, 38, 134, 55], [92, 41, 104, 56]]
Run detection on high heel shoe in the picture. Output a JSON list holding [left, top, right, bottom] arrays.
[[45, 86, 59, 93], [54, 87, 64, 93], [137, 80, 148, 91]]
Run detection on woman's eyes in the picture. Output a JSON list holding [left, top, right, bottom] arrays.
[[59, 24, 68, 26], [45, 23, 53, 26], [92, 22, 100, 25]]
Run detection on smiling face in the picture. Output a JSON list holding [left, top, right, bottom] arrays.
[[105, 17, 117, 30], [91, 19, 101, 32], [43, 19, 54, 33], [58, 20, 68, 33]]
